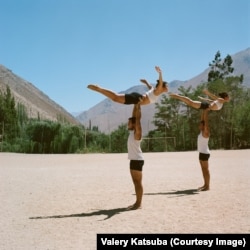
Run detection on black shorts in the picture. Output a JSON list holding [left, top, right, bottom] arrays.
[[199, 102, 210, 109], [130, 160, 144, 171], [199, 153, 210, 161], [124, 92, 143, 104]]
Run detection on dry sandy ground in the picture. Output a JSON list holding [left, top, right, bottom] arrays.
[[0, 150, 249, 249]]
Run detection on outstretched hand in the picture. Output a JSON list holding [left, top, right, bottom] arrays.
[[155, 66, 162, 73], [140, 79, 148, 84]]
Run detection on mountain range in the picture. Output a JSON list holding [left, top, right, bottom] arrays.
[[76, 48, 250, 135]]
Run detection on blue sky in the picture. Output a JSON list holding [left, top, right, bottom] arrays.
[[0, 0, 249, 113]]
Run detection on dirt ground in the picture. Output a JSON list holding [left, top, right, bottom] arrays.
[[0, 150, 249, 249]]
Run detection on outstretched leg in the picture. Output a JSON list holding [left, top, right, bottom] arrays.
[[169, 93, 201, 109], [87, 84, 125, 104]]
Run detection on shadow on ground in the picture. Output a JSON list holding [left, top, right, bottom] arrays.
[[29, 207, 133, 221], [30, 189, 199, 220], [144, 188, 199, 197]]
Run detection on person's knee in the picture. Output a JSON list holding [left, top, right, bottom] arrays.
[[134, 180, 142, 188]]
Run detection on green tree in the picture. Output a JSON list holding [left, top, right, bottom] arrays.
[[110, 124, 128, 153], [208, 51, 234, 82], [0, 86, 19, 142]]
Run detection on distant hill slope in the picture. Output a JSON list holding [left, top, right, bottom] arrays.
[[77, 48, 250, 135], [182, 48, 250, 89], [0, 65, 79, 125]]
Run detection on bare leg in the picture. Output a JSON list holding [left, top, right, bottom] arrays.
[[87, 84, 126, 104], [169, 93, 201, 109], [128, 169, 143, 210], [198, 160, 210, 191]]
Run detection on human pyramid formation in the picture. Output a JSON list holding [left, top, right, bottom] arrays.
[[87, 67, 230, 210]]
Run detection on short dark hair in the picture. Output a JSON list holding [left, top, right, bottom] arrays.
[[156, 80, 168, 88], [129, 117, 136, 124], [219, 92, 229, 99]]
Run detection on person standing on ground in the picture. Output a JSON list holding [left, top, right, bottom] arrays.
[[197, 109, 210, 191], [127, 104, 144, 209]]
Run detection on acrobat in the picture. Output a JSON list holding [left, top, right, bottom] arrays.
[[169, 89, 229, 110], [87, 66, 168, 105]]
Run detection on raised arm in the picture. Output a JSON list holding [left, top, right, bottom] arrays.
[[154, 66, 168, 95], [201, 109, 210, 137], [133, 104, 142, 140], [140, 79, 153, 90], [198, 96, 213, 103], [202, 89, 219, 100], [155, 66, 163, 85]]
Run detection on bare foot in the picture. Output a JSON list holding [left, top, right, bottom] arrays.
[[127, 203, 142, 210], [200, 186, 210, 191], [197, 185, 205, 191], [87, 84, 99, 91]]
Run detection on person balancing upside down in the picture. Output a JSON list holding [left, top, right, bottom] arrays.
[[169, 89, 229, 110], [87, 66, 168, 105]]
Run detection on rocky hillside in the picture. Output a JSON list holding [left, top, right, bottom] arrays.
[[77, 48, 250, 135], [0, 65, 79, 125]]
